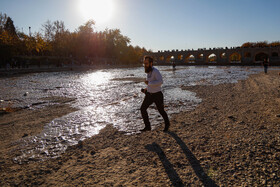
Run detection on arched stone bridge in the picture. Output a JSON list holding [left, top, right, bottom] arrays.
[[146, 46, 280, 65]]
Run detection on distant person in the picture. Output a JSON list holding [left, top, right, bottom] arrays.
[[172, 61, 176, 70], [140, 56, 170, 132], [262, 58, 269, 74]]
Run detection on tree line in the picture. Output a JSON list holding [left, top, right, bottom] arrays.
[[241, 41, 280, 48], [0, 12, 148, 68]]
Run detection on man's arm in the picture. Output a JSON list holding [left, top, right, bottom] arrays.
[[148, 69, 163, 87]]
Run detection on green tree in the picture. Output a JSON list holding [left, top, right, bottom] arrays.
[[4, 17, 17, 37], [42, 20, 54, 42], [77, 20, 95, 34], [0, 14, 149, 67], [75, 20, 96, 58], [34, 32, 50, 55], [102, 28, 130, 59], [0, 12, 7, 33], [42, 20, 70, 56], [0, 16, 19, 60]]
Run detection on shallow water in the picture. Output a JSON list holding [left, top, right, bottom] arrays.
[[0, 66, 266, 163]]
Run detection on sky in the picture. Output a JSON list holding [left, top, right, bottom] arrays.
[[0, 0, 280, 52]]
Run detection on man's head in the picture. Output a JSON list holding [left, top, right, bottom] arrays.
[[143, 56, 153, 73]]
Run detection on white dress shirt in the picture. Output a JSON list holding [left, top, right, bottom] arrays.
[[146, 67, 163, 93]]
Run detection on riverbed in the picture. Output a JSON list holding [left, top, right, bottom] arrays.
[[0, 66, 265, 163]]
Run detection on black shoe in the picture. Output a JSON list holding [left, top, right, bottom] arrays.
[[140, 127, 151, 132], [163, 124, 170, 132]]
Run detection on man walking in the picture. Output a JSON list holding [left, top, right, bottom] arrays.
[[140, 56, 170, 132], [262, 58, 269, 74]]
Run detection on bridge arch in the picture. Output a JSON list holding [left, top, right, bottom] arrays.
[[177, 54, 183, 61], [220, 52, 226, 59], [207, 53, 217, 63], [165, 55, 174, 63], [255, 52, 268, 62], [243, 52, 253, 63], [185, 54, 195, 63], [145, 46, 280, 65], [229, 52, 241, 63], [154, 57, 158, 62], [197, 53, 204, 60]]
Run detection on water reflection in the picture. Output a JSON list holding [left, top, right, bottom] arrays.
[[2, 66, 263, 164], [81, 70, 112, 86]]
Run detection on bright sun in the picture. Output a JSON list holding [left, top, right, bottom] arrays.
[[79, 0, 114, 24]]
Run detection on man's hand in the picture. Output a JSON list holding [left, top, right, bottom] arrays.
[[141, 88, 147, 93], [145, 80, 148, 85]]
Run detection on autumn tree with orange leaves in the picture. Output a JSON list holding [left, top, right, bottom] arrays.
[[0, 12, 147, 67]]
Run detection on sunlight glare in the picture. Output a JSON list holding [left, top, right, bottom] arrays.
[[82, 71, 111, 87], [79, 0, 114, 24]]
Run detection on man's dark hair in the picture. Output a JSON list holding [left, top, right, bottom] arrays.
[[144, 56, 153, 64]]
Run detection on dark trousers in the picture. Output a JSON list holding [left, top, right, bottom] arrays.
[[140, 91, 170, 128], [264, 66, 268, 74]]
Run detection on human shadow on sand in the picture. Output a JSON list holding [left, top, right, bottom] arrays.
[[167, 131, 218, 187], [145, 132, 218, 186], [145, 142, 184, 186]]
